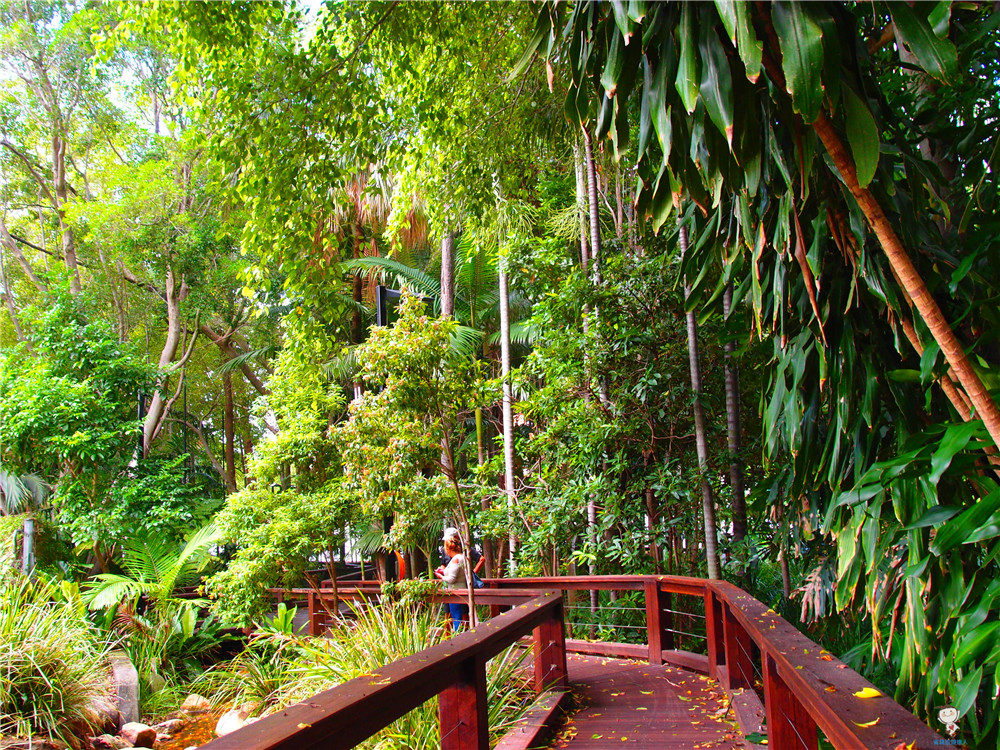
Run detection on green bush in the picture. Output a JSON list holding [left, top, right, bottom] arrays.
[[0, 574, 111, 748]]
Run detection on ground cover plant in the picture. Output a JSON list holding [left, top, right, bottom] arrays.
[[0, 574, 112, 748], [196, 600, 542, 750]]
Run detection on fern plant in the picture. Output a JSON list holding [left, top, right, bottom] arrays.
[[83, 522, 221, 613]]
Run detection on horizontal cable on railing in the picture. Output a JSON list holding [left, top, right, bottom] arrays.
[[663, 628, 705, 640], [564, 604, 647, 612]]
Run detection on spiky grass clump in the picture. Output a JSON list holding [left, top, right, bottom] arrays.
[[282, 602, 539, 749], [200, 601, 541, 749], [0, 575, 111, 748]]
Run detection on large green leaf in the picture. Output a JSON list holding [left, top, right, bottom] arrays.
[[611, 0, 635, 44], [953, 665, 983, 718], [929, 421, 982, 485], [953, 621, 1000, 670], [734, 0, 761, 82], [771, 1, 825, 123], [601, 26, 626, 97], [842, 86, 879, 188], [698, 11, 734, 148], [674, 3, 698, 114], [889, 3, 958, 83], [651, 34, 676, 161], [930, 487, 1000, 555], [509, 9, 551, 80]]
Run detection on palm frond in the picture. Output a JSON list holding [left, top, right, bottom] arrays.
[[342, 257, 441, 299], [84, 575, 155, 611], [165, 521, 223, 593], [451, 326, 485, 358], [0, 470, 50, 515], [122, 536, 174, 584], [217, 346, 278, 376], [488, 320, 536, 347], [352, 525, 387, 557], [323, 346, 360, 383]]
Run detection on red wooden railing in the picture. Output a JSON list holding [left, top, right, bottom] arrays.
[[203, 589, 567, 750], [216, 576, 942, 750]]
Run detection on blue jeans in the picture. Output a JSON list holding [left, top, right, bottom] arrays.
[[448, 602, 469, 632]]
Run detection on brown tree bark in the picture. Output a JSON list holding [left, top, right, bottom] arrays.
[[680, 224, 721, 580], [723, 285, 747, 551], [812, 113, 1000, 451], [222, 367, 237, 493], [51, 135, 81, 294], [143, 267, 197, 455]]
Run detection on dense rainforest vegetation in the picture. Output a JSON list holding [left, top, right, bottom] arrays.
[[2, 1, 999, 747]]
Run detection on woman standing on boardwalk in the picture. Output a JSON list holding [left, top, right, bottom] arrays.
[[435, 534, 468, 632]]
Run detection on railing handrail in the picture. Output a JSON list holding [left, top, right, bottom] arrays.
[[263, 574, 942, 749], [202, 591, 566, 750], [483, 574, 707, 596], [707, 580, 941, 749]]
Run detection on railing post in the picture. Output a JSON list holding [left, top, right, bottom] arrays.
[[308, 591, 318, 637], [533, 599, 567, 692], [704, 588, 724, 681], [722, 603, 753, 690], [439, 654, 489, 750], [487, 581, 501, 620], [644, 580, 673, 665], [763, 653, 818, 750]]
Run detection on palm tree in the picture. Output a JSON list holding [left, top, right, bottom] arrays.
[[0, 468, 51, 575]]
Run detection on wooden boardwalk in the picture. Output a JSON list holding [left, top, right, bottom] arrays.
[[552, 654, 749, 749]]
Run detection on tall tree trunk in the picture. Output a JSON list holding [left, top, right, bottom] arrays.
[[353, 219, 365, 401], [679, 224, 722, 580], [143, 266, 186, 455], [723, 285, 747, 552], [21, 517, 35, 576], [222, 367, 237, 493], [582, 127, 602, 283], [581, 129, 604, 619], [52, 135, 81, 294], [440, 231, 455, 318], [499, 263, 517, 572]]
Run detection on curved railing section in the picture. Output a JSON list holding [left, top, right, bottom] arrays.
[[204, 576, 943, 750]]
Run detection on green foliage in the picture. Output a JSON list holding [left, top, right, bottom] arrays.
[[118, 605, 225, 713], [0, 574, 111, 747], [0, 515, 73, 575], [209, 485, 353, 626], [209, 333, 352, 625], [0, 297, 156, 550], [538, 1, 1000, 740], [338, 294, 480, 551]]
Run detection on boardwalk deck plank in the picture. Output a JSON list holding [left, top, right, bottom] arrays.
[[552, 654, 749, 749]]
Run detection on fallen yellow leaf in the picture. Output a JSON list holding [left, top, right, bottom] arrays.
[[854, 687, 883, 699], [853, 717, 881, 728]]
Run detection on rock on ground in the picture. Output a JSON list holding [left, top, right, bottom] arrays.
[[119, 723, 155, 748], [89, 736, 132, 749], [214, 706, 252, 737], [180, 694, 211, 713], [151, 718, 185, 734]]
